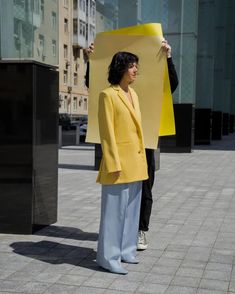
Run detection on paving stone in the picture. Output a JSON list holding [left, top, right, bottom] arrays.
[[165, 285, 197, 294], [136, 283, 168, 294], [199, 278, 229, 291], [175, 267, 204, 278], [203, 269, 231, 281], [108, 279, 140, 292], [171, 276, 201, 288]]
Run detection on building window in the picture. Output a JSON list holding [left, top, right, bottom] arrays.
[[79, 0, 86, 12], [90, 1, 95, 23], [14, 19, 21, 51], [90, 25, 95, 42], [64, 71, 68, 84], [52, 40, 56, 57], [84, 98, 87, 110], [73, 18, 78, 34], [73, 97, 77, 110], [64, 0, 68, 7], [31, 0, 40, 13], [79, 98, 82, 107], [74, 0, 78, 10], [51, 12, 56, 29], [14, 0, 25, 9], [74, 73, 78, 86], [40, 0, 44, 22], [64, 18, 68, 33], [79, 20, 86, 37], [64, 45, 68, 59], [64, 96, 67, 109], [38, 34, 45, 56]]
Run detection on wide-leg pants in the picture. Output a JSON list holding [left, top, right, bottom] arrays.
[[96, 181, 142, 273]]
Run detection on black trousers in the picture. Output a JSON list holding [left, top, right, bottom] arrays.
[[139, 149, 155, 231]]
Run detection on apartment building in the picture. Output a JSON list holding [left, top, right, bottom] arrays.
[[59, 0, 96, 118], [0, 0, 58, 66]]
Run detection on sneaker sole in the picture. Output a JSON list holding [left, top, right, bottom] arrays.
[[137, 244, 148, 250]]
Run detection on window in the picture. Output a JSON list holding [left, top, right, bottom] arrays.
[[64, 45, 68, 59], [38, 34, 45, 56], [90, 25, 95, 42], [79, 0, 86, 12], [90, 1, 95, 22], [73, 18, 78, 34], [73, 97, 77, 110], [40, 0, 44, 22], [64, 18, 68, 33], [14, 0, 25, 9], [64, 96, 67, 109], [51, 12, 56, 29], [64, 71, 68, 84], [79, 98, 82, 107], [14, 19, 21, 51], [84, 98, 87, 110], [74, 0, 78, 10], [74, 73, 78, 86], [52, 40, 56, 57], [79, 20, 86, 37], [31, 0, 40, 13]]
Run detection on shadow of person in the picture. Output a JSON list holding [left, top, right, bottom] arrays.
[[34, 225, 98, 241], [10, 240, 106, 273]]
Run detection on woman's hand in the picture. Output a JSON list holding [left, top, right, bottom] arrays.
[[162, 39, 171, 58], [112, 171, 121, 177], [83, 43, 94, 61]]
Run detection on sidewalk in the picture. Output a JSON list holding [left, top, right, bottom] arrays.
[[0, 133, 235, 294]]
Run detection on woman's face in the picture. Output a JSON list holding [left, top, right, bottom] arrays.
[[122, 62, 138, 84]]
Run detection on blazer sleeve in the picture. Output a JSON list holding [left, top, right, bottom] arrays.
[[98, 91, 121, 173], [167, 57, 179, 94]]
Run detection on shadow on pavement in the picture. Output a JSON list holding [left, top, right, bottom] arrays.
[[10, 240, 105, 272], [34, 225, 98, 241], [58, 163, 94, 171]]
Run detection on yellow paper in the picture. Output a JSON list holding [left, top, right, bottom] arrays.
[[86, 23, 175, 149]]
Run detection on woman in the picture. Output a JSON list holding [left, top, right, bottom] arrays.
[[96, 52, 148, 274]]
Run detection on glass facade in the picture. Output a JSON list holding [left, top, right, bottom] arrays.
[[0, 0, 58, 66]]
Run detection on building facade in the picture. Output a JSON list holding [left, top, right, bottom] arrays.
[[58, 0, 96, 118]]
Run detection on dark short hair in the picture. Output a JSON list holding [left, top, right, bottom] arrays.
[[108, 51, 139, 85]]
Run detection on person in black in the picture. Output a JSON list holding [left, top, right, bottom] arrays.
[[137, 39, 178, 250], [84, 40, 178, 250]]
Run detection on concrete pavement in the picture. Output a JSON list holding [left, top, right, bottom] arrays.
[[0, 133, 235, 293]]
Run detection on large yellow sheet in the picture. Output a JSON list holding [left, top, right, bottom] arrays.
[[86, 23, 175, 149]]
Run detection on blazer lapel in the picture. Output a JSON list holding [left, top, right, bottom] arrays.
[[112, 85, 142, 130]]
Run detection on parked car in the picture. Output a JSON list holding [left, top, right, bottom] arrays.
[[79, 123, 87, 142]]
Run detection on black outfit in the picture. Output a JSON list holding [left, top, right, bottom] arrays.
[[139, 57, 179, 232], [85, 58, 178, 232]]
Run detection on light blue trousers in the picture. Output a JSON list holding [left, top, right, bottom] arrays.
[[96, 181, 142, 273]]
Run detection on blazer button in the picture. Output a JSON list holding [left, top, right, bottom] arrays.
[[138, 150, 141, 154]]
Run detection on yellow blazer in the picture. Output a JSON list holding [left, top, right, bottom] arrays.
[[96, 85, 148, 185]]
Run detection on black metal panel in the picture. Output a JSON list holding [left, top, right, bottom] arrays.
[[212, 111, 222, 140], [0, 61, 58, 234], [194, 108, 211, 145], [160, 104, 194, 153], [229, 114, 234, 133], [222, 113, 229, 136]]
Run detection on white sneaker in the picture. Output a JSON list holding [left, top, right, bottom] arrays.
[[137, 230, 148, 250]]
